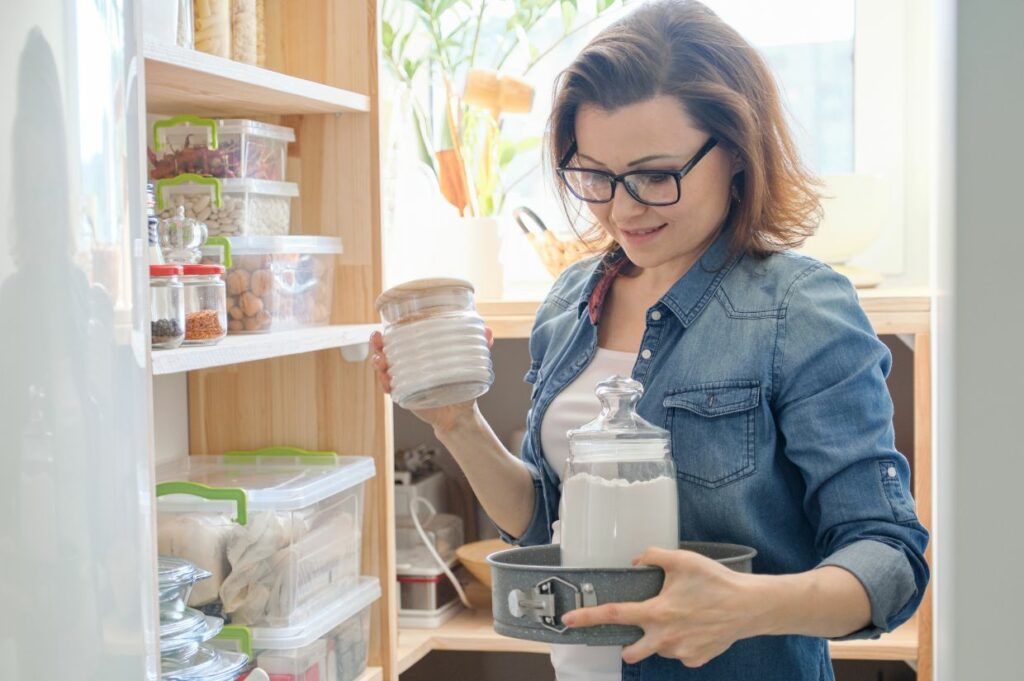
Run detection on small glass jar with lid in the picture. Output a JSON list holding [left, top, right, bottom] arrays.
[[560, 375, 679, 568], [181, 264, 227, 345], [159, 205, 208, 264], [150, 265, 185, 350], [375, 278, 494, 410]]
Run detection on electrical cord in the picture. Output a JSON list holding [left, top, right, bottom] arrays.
[[409, 496, 472, 609]]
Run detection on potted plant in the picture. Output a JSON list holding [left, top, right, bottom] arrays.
[[382, 0, 628, 295]]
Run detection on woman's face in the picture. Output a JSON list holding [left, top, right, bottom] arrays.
[[573, 95, 734, 271]]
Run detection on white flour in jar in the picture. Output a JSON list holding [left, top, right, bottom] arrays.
[[560, 472, 679, 568]]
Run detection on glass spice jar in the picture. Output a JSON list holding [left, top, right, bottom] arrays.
[[150, 265, 186, 350], [181, 264, 227, 345], [375, 278, 494, 410]]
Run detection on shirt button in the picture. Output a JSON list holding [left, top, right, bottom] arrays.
[[641, 349, 653, 360], [650, 310, 662, 321], [887, 466, 898, 478]]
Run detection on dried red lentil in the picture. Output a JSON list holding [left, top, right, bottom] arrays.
[[186, 309, 225, 341]]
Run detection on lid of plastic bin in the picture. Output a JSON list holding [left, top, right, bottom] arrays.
[[222, 235, 344, 256], [216, 118, 297, 142], [156, 450, 375, 512], [217, 178, 299, 197], [245, 577, 382, 650]]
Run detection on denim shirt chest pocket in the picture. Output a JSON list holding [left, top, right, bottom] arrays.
[[663, 380, 760, 488]]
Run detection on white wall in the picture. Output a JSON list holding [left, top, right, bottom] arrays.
[[935, 0, 1024, 677]]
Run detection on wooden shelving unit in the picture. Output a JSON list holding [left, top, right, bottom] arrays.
[[477, 288, 932, 339], [396, 609, 920, 673], [144, 41, 371, 115], [151, 324, 378, 375], [141, 1, 395, 679]]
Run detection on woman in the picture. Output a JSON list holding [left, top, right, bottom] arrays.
[[372, 1, 929, 679]]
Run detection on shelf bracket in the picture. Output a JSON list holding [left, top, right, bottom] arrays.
[[341, 341, 371, 363]]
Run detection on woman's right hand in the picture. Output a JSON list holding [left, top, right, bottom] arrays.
[[370, 329, 493, 435]]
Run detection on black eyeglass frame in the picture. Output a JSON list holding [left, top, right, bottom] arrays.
[[556, 137, 719, 206]]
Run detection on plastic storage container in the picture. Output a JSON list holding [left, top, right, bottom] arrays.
[[231, 0, 258, 64], [561, 375, 679, 568], [217, 577, 381, 681], [143, 0, 194, 48], [375, 278, 494, 410], [150, 116, 296, 182], [150, 265, 186, 349], [213, 236, 341, 333], [156, 447, 376, 627], [156, 175, 298, 237], [194, 0, 231, 58], [182, 264, 227, 345]]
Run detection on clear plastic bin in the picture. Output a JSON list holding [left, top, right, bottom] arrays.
[[216, 577, 381, 681], [150, 116, 296, 182], [156, 175, 298, 237], [207, 236, 342, 333], [156, 447, 375, 627]]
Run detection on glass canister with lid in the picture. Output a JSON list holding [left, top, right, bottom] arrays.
[[560, 375, 679, 568], [182, 264, 227, 345], [375, 278, 494, 410], [151, 265, 186, 349]]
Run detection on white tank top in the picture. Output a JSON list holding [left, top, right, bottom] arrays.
[[539, 347, 636, 681]]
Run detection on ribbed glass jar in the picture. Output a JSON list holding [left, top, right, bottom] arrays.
[[375, 278, 494, 410]]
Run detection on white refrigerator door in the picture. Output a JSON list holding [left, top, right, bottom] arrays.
[[0, 0, 158, 679]]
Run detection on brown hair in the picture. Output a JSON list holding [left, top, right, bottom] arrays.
[[548, 0, 822, 257]]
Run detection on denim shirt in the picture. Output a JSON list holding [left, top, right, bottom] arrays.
[[499, 228, 930, 681]]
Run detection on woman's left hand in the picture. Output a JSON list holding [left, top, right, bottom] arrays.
[[560, 547, 758, 668]]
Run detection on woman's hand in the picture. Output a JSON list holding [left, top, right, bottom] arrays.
[[369, 328, 494, 434], [560, 547, 759, 668]]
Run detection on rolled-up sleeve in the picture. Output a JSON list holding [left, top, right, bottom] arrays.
[[775, 264, 930, 639]]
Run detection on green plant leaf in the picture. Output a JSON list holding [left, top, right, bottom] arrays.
[[560, 0, 577, 32], [499, 136, 542, 167], [383, 20, 396, 51], [597, 0, 615, 13]]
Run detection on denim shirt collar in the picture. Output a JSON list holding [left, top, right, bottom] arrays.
[[576, 226, 741, 327]]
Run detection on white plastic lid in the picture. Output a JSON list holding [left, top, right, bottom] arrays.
[[157, 453, 375, 512], [152, 117, 296, 143], [247, 577, 381, 650], [224, 235, 344, 256], [216, 118, 296, 142], [219, 178, 299, 197]]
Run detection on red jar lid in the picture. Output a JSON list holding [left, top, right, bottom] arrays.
[[182, 264, 225, 275], [150, 265, 184, 277]]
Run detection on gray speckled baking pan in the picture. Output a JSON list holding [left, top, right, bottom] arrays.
[[487, 541, 756, 646]]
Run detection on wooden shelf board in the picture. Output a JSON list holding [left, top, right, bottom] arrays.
[[478, 288, 932, 339], [144, 42, 371, 116], [355, 666, 383, 681], [151, 324, 379, 375], [397, 609, 917, 671]]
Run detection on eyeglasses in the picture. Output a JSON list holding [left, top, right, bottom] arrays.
[[557, 137, 718, 206]]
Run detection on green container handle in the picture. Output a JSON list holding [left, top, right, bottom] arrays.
[[224, 445, 338, 464], [216, 625, 253, 658], [155, 481, 248, 526], [152, 115, 219, 151], [203, 236, 233, 269], [154, 173, 223, 211]]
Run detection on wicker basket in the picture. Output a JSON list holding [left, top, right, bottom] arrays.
[[513, 206, 604, 278]]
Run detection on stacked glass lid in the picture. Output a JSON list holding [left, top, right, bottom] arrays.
[[158, 556, 250, 680]]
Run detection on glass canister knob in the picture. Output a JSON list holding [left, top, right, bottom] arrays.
[[160, 206, 208, 264]]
